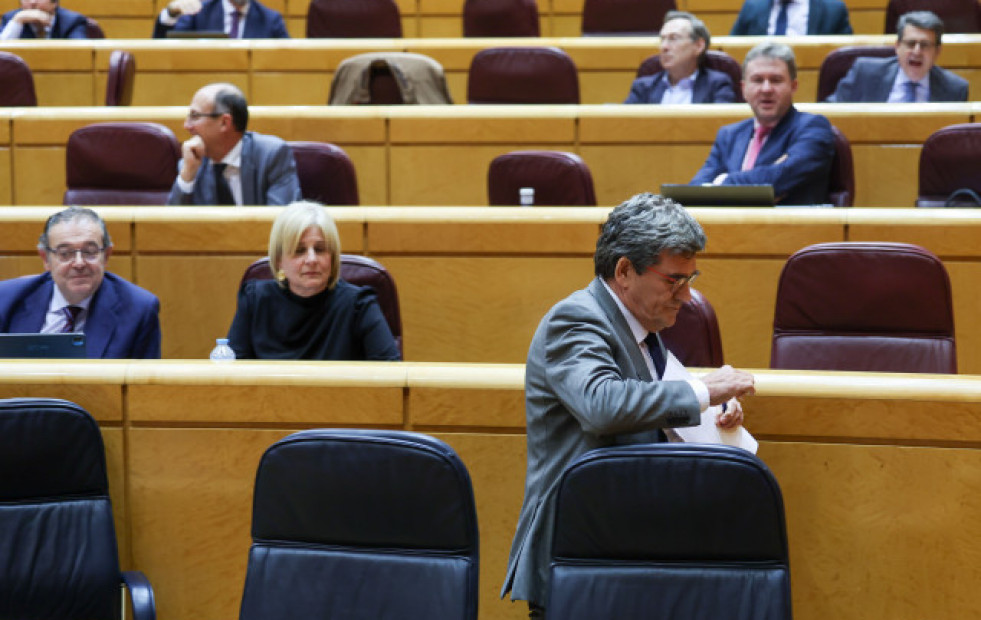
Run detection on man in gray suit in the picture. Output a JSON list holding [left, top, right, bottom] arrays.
[[501, 193, 756, 617], [168, 82, 301, 206], [827, 11, 968, 102]]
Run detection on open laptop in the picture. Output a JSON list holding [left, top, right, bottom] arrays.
[[0, 333, 86, 359], [166, 30, 228, 39], [661, 184, 775, 207]]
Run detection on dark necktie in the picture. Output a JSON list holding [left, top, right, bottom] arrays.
[[62, 305, 82, 333], [213, 163, 235, 205], [643, 333, 666, 380], [229, 10, 242, 38], [903, 81, 919, 102], [774, 0, 791, 35]]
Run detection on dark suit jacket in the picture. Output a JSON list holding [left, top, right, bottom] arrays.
[[168, 131, 302, 206], [827, 56, 969, 102], [0, 272, 161, 359], [730, 0, 852, 35], [152, 0, 288, 38], [501, 278, 701, 605], [624, 67, 737, 104], [1, 6, 88, 38], [690, 106, 835, 205]]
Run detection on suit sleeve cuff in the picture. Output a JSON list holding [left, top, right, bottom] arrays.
[[687, 378, 710, 412], [158, 8, 179, 25]]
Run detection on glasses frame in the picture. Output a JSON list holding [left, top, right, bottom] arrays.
[[186, 110, 224, 122], [45, 245, 106, 264], [645, 265, 699, 293], [899, 39, 936, 51]]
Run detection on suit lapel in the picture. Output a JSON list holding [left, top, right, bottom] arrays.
[[239, 132, 256, 205], [84, 277, 119, 358], [691, 69, 707, 103], [649, 73, 667, 104], [927, 67, 947, 102], [756, 107, 796, 165], [877, 60, 900, 101], [10, 278, 52, 333], [587, 278, 653, 382], [806, 0, 824, 34], [730, 120, 756, 171]]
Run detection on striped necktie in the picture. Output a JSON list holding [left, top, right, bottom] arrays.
[[62, 305, 82, 333]]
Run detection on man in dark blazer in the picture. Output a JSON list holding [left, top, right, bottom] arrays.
[[827, 11, 968, 102], [169, 82, 301, 206], [0, 0, 88, 39], [691, 42, 835, 206], [0, 207, 161, 359], [501, 194, 756, 617], [625, 11, 736, 104], [152, 0, 288, 39], [730, 0, 852, 35]]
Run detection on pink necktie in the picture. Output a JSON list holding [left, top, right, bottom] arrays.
[[742, 125, 772, 171], [229, 10, 242, 38]]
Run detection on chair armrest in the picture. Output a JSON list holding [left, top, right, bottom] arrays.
[[122, 571, 156, 620]]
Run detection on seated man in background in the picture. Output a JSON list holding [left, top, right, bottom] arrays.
[[730, 0, 852, 35], [624, 11, 736, 104], [690, 42, 835, 206], [169, 82, 301, 206], [0, 0, 88, 39], [0, 207, 161, 358], [827, 11, 968, 102], [152, 0, 288, 39]]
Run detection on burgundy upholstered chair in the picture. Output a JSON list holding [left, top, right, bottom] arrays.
[[817, 46, 895, 101], [827, 125, 855, 207], [306, 0, 402, 38], [771, 242, 956, 373], [659, 287, 724, 368], [884, 0, 981, 33], [581, 0, 676, 35], [85, 17, 105, 38], [916, 123, 981, 208], [467, 46, 579, 103], [636, 49, 744, 103], [241, 255, 403, 355], [487, 151, 596, 206], [463, 0, 540, 37], [63, 122, 180, 206], [288, 142, 360, 206], [0, 52, 37, 106], [105, 50, 136, 106]]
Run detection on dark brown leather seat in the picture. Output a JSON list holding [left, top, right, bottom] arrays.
[[771, 242, 956, 373], [63, 122, 180, 206], [884, 0, 981, 33], [916, 123, 981, 208], [288, 142, 360, 206], [105, 50, 136, 106], [463, 0, 540, 36], [581, 0, 676, 35], [85, 17, 105, 38], [636, 49, 744, 103], [817, 46, 895, 101], [241, 255, 403, 355], [828, 125, 855, 207], [0, 52, 37, 106], [467, 46, 579, 103], [488, 150, 596, 206], [306, 0, 402, 38], [659, 287, 724, 368]]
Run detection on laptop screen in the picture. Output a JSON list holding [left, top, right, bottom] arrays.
[[0, 333, 87, 359], [660, 184, 776, 207]]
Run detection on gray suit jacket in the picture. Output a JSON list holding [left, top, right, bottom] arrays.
[[827, 56, 969, 102], [167, 131, 302, 206], [501, 278, 701, 605]]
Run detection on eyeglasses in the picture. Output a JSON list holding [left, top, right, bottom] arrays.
[[46, 245, 105, 264], [899, 39, 936, 51], [645, 265, 699, 293], [186, 110, 224, 121]]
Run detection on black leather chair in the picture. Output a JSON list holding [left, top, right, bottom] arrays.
[[467, 46, 580, 103], [916, 123, 981, 208], [238, 429, 479, 620], [0, 398, 156, 620], [288, 141, 360, 205], [548, 443, 790, 619], [463, 0, 540, 36], [0, 51, 37, 106], [636, 49, 744, 103], [488, 150, 596, 206], [659, 287, 724, 367]]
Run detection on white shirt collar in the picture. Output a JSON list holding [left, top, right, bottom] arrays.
[[48, 281, 94, 313], [220, 137, 244, 169]]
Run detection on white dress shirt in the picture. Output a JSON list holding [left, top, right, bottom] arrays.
[[40, 285, 92, 334], [767, 0, 809, 36]]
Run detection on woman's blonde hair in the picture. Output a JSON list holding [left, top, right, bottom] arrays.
[[268, 201, 341, 289]]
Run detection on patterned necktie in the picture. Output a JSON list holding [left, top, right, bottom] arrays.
[[742, 125, 772, 171], [213, 163, 235, 205], [903, 81, 919, 103], [62, 305, 82, 333], [229, 10, 242, 38], [774, 0, 791, 35], [643, 333, 666, 380]]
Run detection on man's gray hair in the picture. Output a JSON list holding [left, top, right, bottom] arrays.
[[897, 11, 944, 46], [743, 41, 797, 80], [662, 10, 712, 64], [594, 193, 706, 278], [37, 206, 112, 250]]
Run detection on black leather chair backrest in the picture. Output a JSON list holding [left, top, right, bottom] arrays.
[[105, 50, 136, 106], [0, 51, 37, 106], [636, 49, 744, 103], [239, 429, 479, 620], [917, 123, 981, 208], [816, 45, 895, 101], [884, 0, 981, 33], [306, 0, 402, 37], [771, 242, 956, 373], [288, 141, 360, 205], [463, 0, 541, 36], [659, 287, 724, 367], [548, 443, 790, 619], [467, 46, 580, 104], [488, 150, 596, 206]]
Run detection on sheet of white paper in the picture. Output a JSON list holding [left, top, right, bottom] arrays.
[[661, 350, 758, 454]]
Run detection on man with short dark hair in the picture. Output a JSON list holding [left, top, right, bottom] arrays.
[[730, 0, 852, 35], [827, 11, 968, 102], [152, 0, 288, 39], [169, 82, 301, 206], [0, 0, 88, 39], [0, 207, 161, 358], [624, 11, 736, 104]]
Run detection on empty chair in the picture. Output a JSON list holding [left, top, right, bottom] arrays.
[[241, 254, 403, 354], [467, 47, 579, 104], [63, 122, 180, 206], [85, 17, 105, 38], [238, 429, 479, 620], [827, 125, 855, 207], [817, 46, 895, 101], [659, 287, 724, 367], [328, 52, 453, 105], [463, 0, 540, 37], [916, 123, 981, 207], [636, 49, 744, 103], [487, 150, 596, 206], [771, 242, 956, 373], [548, 443, 790, 619], [0, 398, 156, 620], [288, 142, 360, 205], [306, 0, 402, 38], [0, 51, 37, 106], [105, 50, 136, 106], [582, 0, 677, 35], [884, 0, 981, 33]]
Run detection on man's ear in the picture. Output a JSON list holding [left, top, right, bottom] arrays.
[[38, 248, 51, 272], [613, 256, 635, 285], [103, 245, 113, 263]]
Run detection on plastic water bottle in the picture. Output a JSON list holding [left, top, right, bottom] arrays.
[[519, 187, 535, 207], [209, 338, 235, 362]]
